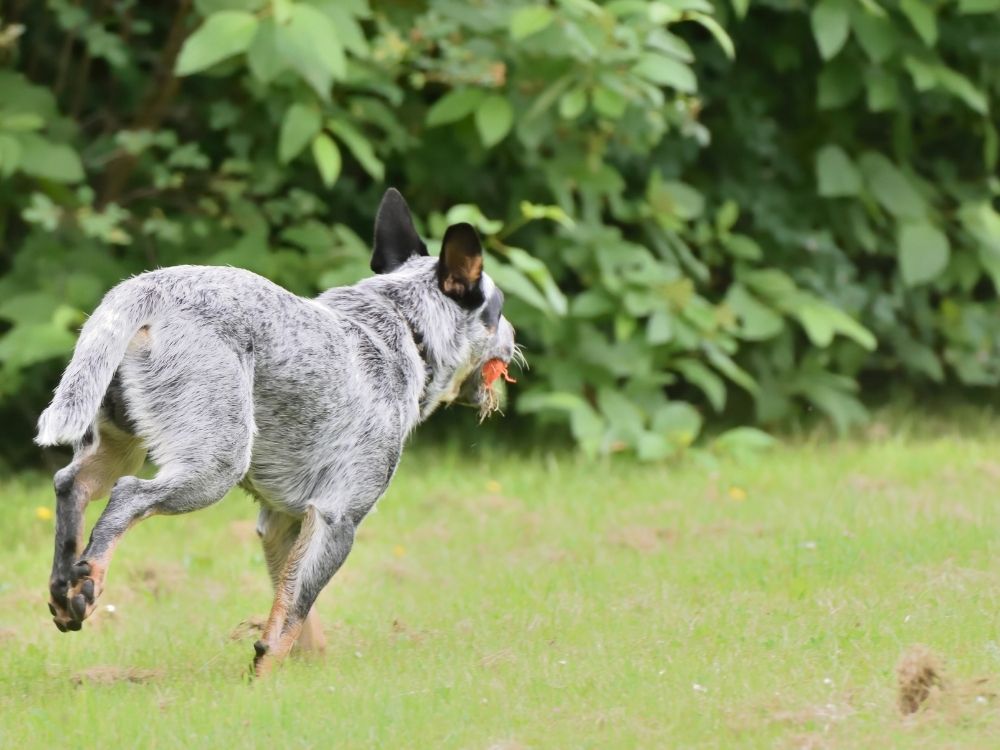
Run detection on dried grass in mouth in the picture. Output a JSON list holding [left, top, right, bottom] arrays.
[[479, 384, 502, 422], [896, 644, 944, 714]]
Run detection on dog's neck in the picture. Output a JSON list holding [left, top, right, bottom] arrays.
[[316, 261, 472, 421]]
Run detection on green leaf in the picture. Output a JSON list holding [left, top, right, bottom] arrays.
[[247, 18, 287, 83], [592, 87, 627, 118], [426, 89, 485, 127], [651, 402, 703, 446], [445, 204, 504, 235], [958, 0, 1000, 12], [0, 322, 77, 368], [712, 427, 777, 456], [175, 10, 259, 76], [811, 0, 850, 60], [17, 134, 83, 183], [0, 112, 44, 131], [865, 67, 899, 112], [726, 285, 784, 341], [505, 246, 568, 315], [276, 4, 346, 100], [278, 104, 321, 164], [815, 144, 861, 197], [598, 388, 646, 441], [674, 359, 726, 411], [475, 95, 514, 148], [328, 120, 384, 180], [649, 177, 704, 220], [851, 9, 898, 63], [898, 222, 950, 287], [858, 153, 925, 219], [0, 134, 22, 178], [899, 0, 937, 45], [685, 13, 735, 60], [559, 87, 587, 120], [935, 66, 989, 115], [311, 133, 341, 187], [818, 58, 863, 109], [704, 343, 758, 394], [647, 309, 673, 345], [636, 431, 674, 462], [510, 6, 555, 39], [488, 263, 555, 315], [633, 53, 697, 93], [791, 295, 877, 350]]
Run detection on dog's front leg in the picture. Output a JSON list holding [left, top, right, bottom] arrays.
[[253, 504, 355, 678]]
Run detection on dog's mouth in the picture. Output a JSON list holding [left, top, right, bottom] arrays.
[[457, 354, 521, 421]]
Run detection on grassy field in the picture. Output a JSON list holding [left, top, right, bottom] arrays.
[[2, 423, 1000, 748]]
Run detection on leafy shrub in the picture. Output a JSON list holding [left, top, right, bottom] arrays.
[[0, 0, 997, 464]]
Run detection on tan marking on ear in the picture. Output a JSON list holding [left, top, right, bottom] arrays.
[[443, 248, 483, 290]]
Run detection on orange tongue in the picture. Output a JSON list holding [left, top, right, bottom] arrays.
[[483, 358, 516, 389]]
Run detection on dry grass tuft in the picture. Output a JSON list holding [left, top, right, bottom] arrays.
[[71, 666, 163, 685]]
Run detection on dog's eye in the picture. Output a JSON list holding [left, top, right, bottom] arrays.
[[480, 289, 503, 330]]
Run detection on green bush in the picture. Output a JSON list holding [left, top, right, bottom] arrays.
[[0, 0, 997, 463]]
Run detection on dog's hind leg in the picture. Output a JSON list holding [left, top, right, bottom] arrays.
[[256, 508, 327, 654], [253, 505, 355, 677], [49, 422, 146, 631], [63, 334, 255, 627]]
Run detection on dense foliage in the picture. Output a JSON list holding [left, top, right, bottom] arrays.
[[0, 0, 998, 465]]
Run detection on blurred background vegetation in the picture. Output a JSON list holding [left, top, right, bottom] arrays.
[[0, 0, 998, 468]]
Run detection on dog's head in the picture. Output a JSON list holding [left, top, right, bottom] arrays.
[[368, 188, 519, 420]]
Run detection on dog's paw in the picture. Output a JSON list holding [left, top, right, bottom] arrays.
[[50, 560, 103, 630], [48, 575, 82, 632]]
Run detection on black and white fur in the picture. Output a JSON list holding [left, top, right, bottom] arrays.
[[35, 188, 518, 676]]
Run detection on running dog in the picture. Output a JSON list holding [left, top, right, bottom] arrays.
[[36, 188, 518, 676]]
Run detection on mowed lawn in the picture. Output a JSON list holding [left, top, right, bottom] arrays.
[[2, 426, 1000, 748]]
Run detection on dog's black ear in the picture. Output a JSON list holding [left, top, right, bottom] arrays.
[[437, 222, 485, 308], [372, 188, 428, 274]]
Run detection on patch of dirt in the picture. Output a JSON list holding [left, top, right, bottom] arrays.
[[770, 702, 854, 726], [485, 741, 528, 750], [479, 647, 516, 668], [895, 645, 997, 724], [846, 474, 894, 493], [897, 644, 944, 714], [0, 627, 16, 643], [71, 666, 163, 685], [125, 563, 186, 599], [390, 618, 429, 645], [608, 525, 677, 553], [229, 615, 266, 641], [976, 460, 1000, 481]]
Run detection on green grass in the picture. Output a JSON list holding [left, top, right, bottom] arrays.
[[2, 426, 1000, 748]]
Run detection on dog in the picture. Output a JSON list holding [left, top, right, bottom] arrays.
[[35, 188, 519, 676]]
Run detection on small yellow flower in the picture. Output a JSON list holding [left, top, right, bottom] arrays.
[[392, 544, 406, 558], [35, 506, 53, 521], [486, 479, 502, 494], [728, 486, 747, 502]]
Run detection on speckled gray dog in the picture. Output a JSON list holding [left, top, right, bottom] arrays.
[[35, 189, 517, 676]]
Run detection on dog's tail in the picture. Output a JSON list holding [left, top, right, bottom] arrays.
[[35, 277, 161, 447]]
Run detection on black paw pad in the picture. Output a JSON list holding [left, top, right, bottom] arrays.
[[48, 602, 57, 616], [81, 579, 95, 603], [67, 620, 81, 631], [70, 594, 87, 620], [253, 640, 269, 659], [53, 618, 67, 632], [71, 561, 91, 578]]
